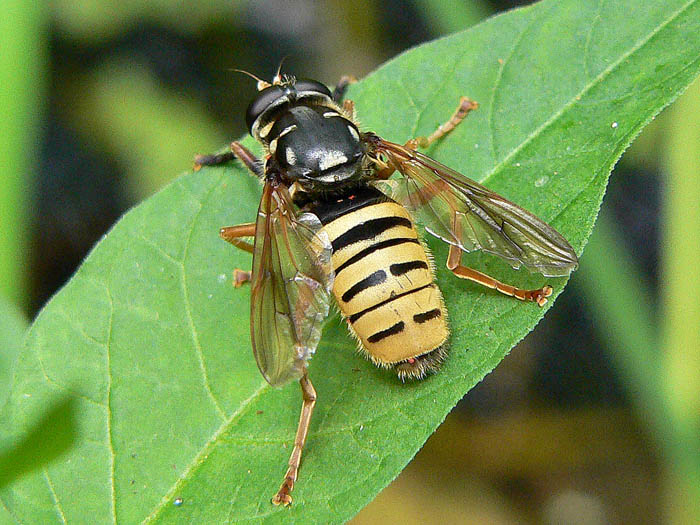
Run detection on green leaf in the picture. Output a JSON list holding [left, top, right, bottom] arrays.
[[0, 296, 27, 411], [0, 297, 28, 524], [2, 0, 700, 522]]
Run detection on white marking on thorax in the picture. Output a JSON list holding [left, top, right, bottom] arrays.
[[347, 125, 359, 142], [258, 121, 274, 139], [286, 147, 297, 165], [278, 124, 297, 138], [269, 125, 296, 154], [323, 111, 342, 118], [318, 151, 348, 171]]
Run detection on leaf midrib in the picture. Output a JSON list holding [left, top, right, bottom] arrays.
[[142, 380, 269, 523], [478, 0, 697, 186]]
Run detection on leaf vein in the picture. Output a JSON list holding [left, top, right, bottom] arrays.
[[480, 0, 697, 186], [103, 285, 117, 524], [582, 0, 605, 81], [52, 309, 108, 349], [488, 13, 538, 163], [181, 177, 227, 421], [43, 468, 67, 524], [141, 380, 269, 523], [395, 80, 421, 139], [0, 496, 20, 524], [134, 234, 184, 267], [32, 340, 106, 407]]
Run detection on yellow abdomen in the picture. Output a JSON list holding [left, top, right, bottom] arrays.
[[321, 198, 448, 365]]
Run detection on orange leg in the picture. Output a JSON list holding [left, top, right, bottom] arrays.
[[220, 223, 255, 253], [405, 97, 479, 150], [232, 269, 252, 287], [373, 96, 479, 178], [342, 99, 355, 118], [230, 141, 263, 176], [374, 163, 394, 180], [220, 222, 255, 286], [447, 244, 552, 306], [272, 369, 317, 506]]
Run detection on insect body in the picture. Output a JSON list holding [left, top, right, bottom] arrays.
[[194, 72, 578, 506], [310, 184, 449, 379]]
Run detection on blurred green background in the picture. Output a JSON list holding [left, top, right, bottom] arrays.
[[1, 0, 699, 523]]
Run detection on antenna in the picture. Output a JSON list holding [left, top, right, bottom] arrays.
[[231, 69, 271, 90], [272, 56, 289, 84]]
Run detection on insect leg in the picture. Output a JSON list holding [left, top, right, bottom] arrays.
[[332, 75, 357, 103], [194, 142, 264, 178], [220, 222, 255, 253], [232, 269, 252, 287], [272, 369, 317, 506], [447, 244, 552, 306], [405, 97, 479, 149], [231, 141, 264, 177], [342, 99, 355, 118], [193, 150, 235, 170], [220, 222, 255, 286]]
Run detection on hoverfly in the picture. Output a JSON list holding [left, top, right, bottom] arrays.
[[194, 71, 578, 506]]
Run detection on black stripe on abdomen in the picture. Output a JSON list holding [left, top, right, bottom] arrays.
[[332, 216, 412, 252], [367, 321, 405, 343], [341, 269, 387, 303], [413, 308, 442, 324], [335, 237, 420, 276], [390, 260, 429, 276], [348, 283, 434, 324]]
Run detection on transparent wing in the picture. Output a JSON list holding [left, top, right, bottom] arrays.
[[369, 137, 578, 277], [250, 181, 334, 386]]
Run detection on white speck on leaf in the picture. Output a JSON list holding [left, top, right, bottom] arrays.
[[535, 176, 550, 187]]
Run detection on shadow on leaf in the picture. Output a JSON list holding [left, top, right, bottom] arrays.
[[0, 397, 78, 490]]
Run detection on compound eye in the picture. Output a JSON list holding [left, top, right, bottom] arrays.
[[294, 79, 332, 98], [246, 85, 285, 132]]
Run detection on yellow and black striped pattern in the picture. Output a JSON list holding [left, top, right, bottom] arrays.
[[313, 187, 448, 365]]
